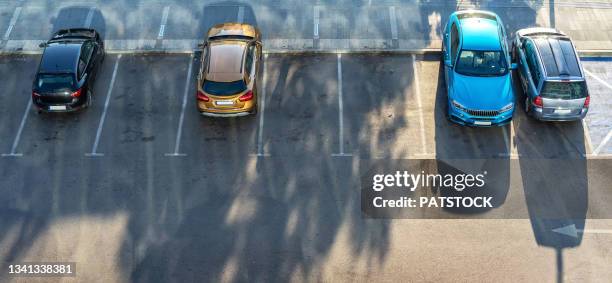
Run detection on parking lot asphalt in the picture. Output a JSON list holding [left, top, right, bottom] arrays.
[[1, 53, 611, 282]]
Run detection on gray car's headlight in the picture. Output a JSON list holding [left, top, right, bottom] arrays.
[[500, 103, 514, 113]]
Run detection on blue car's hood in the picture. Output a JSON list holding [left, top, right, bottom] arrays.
[[450, 73, 514, 110]]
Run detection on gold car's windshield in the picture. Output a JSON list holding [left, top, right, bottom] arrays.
[[203, 79, 247, 96]]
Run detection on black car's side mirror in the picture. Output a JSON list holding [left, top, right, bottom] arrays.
[[38, 42, 47, 48]]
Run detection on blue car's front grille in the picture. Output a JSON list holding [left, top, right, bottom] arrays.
[[465, 109, 501, 117]]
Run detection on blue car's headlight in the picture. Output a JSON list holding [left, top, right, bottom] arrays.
[[500, 103, 514, 113], [452, 100, 467, 111]]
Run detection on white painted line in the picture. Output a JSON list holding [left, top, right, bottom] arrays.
[[158, 6, 170, 40], [594, 129, 612, 155], [166, 55, 194, 157], [411, 54, 427, 154], [1, 98, 31, 157], [313, 6, 320, 40], [254, 54, 270, 157], [3, 7, 22, 41], [84, 6, 95, 28], [582, 119, 595, 154], [389, 6, 398, 40], [86, 55, 121, 157], [237, 6, 245, 23], [332, 53, 352, 157], [584, 69, 612, 91]]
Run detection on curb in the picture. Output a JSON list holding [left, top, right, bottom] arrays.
[[1, 47, 611, 57]]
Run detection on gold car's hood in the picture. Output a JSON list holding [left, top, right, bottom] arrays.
[[207, 23, 258, 39]]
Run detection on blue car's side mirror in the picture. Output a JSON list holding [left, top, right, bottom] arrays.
[[510, 63, 518, 70]]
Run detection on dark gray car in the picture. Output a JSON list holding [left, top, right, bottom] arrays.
[[512, 28, 589, 121]]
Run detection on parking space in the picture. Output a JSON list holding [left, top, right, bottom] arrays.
[[0, 55, 38, 155], [94, 54, 189, 157], [582, 60, 612, 155], [263, 54, 339, 157], [0, 3, 20, 41], [342, 54, 428, 158]]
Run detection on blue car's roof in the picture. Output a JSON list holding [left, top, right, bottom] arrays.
[[460, 18, 502, 51]]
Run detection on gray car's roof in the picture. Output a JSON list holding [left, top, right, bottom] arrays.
[[532, 37, 582, 78]]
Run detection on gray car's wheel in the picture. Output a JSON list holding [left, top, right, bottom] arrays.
[[524, 97, 530, 114]]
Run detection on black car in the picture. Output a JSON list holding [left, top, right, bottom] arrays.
[[32, 28, 105, 112]]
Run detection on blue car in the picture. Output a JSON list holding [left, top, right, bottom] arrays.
[[442, 10, 516, 127]]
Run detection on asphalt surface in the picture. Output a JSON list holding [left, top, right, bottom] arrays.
[[1, 0, 612, 282], [0, 53, 611, 282]]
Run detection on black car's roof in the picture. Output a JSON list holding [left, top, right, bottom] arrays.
[[39, 42, 82, 74], [532, 37, 582, 78]]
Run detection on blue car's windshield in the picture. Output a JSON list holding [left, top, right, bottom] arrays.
[[455, 50, 508, 77]]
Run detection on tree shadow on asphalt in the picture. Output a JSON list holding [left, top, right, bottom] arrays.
[[0, 1, 587, 283]]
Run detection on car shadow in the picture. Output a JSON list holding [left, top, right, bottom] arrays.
[[198, 1, 258, 39], [513, 68, 588, 282], [51, 6, 107, 39], [432, 57, 511, 216]]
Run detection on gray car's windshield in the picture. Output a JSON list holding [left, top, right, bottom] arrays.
[[455, 50, 508, 77], [541, 81, 588, 99]]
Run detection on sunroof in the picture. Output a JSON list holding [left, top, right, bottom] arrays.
[[458, 12, 497, 22], [534, 38, 581, 77]]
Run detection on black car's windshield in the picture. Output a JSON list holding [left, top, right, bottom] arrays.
[[203, 80, 247, 96], [36, 74, 75, 92], [455, 50, 508, 77], [541, 81, 588, 99]]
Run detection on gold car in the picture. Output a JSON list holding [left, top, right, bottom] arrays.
[[196, 23, 262, 117]]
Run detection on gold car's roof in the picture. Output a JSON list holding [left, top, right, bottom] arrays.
[[206, 41, 247, 82], [207, 23, 257, 39]]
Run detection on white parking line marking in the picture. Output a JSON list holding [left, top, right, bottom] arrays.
[[1, 99, 31, 157], [594, 129, 612, 155], [86, 55, 121, 157], [313, 6, 320, 40], [411, 54, 427, 155], [332, 53, 352, 157], [237, 6, 245, 23], [158, 6, 170, 40], [84, 6, 95, 28], [389, 6, 398, 40], [584, 69, 612, 91], [582, 119, 595, 155], [252, 54, 270, 157], [166, 55, 194, 157], [3, 6, 22, 41]]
